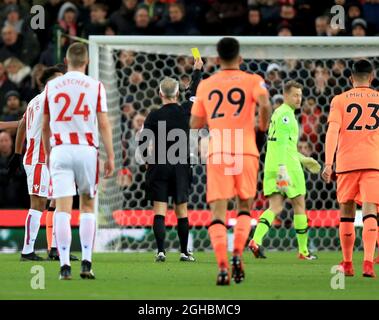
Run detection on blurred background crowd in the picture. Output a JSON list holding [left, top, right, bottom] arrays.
[[1, 0, 379, 209]]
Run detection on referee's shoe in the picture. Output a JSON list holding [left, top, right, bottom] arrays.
[[180, 252, 195, 262], [155, 251, 166, 262]]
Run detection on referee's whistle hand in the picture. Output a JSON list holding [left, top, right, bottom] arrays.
[[104, 159, 115, 178]]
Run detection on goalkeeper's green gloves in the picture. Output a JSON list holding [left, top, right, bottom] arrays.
[[298, 153, 321, 174], [276, 165, 290, 193]]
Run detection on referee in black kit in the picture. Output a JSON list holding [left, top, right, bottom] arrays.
[[138, 58, 203, 262]]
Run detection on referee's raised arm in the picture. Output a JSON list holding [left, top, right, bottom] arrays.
[[184, 58, 204, 106]]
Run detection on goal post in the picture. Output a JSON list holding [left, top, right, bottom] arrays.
[[89, 36, 379, 253]]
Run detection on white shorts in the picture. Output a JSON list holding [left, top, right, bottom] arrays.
[[24, 163, 50, 197], [50, 145, 99, 199]]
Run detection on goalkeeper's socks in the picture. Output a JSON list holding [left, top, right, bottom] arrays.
[[55, 212, 72, 267], [22, 209, 42, 255], [253, 209, 275, 246], [363, 215, 378, 263], [79, 213, 96, 262], [46, 210, 54, 251], [153, 215, 166, 253], [294, 214, 309, 256], [177, 217, 189, 254], [339, 217, 355, 262], [377, 217, 379, 248], [233, 211, 251, 256], [208, 220, 228, 270]]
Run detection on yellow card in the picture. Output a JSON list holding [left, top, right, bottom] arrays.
[[191, 47, 201, 59]]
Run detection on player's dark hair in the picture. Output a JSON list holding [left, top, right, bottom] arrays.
[[217, 37, 240, 62], [54, 63, 67, 74], [283, 80, 303, 93], [352, 59, 373, 77], [40, 67, 62, 86]]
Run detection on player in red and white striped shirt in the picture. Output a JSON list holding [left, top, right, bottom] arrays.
[[6, 67, 64, 261], [42, 43, 114, 280]]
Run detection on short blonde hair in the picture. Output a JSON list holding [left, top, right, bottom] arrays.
[[66, 42, 88, 68]]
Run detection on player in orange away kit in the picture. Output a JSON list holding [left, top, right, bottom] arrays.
[[190, 37, 271, 285], [354, 196, 379, 264], [322, 59, 379, 277]]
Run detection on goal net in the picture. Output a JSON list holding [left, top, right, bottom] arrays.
[[89, 36, 379, 253]]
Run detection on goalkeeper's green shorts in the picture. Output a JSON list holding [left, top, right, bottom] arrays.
[[263, 169, 306, 199]]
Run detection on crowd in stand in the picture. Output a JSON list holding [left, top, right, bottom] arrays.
[[1, 0, 379, 208]]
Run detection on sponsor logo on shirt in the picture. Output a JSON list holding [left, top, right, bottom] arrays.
[[282, 116, 290, 124]]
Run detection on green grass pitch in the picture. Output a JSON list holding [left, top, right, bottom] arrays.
[[0, 251, 378, 300]]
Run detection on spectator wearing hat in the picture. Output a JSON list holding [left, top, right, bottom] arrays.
[[266, 63, 283, 93], [38, 42, 55, 67], [0, 1, 29, 28], [0, 90, 25, 123], [3, 4, 27, 34], [53, 2, 82, 52], [351, 18, 368, 36], [0, 25, 40, 66], [346, 1, 363, 28], [0, 61, 17, 115], [266, 63, 282, 75]]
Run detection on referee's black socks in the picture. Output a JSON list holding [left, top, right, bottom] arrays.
[[153, 215, 166, 253], [177, 217, 189, 254]]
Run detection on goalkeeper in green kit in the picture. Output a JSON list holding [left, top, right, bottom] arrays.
[[249, 80, 320, 260]]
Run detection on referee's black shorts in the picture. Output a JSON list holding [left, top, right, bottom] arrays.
[[145, 164, 191, 205]]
